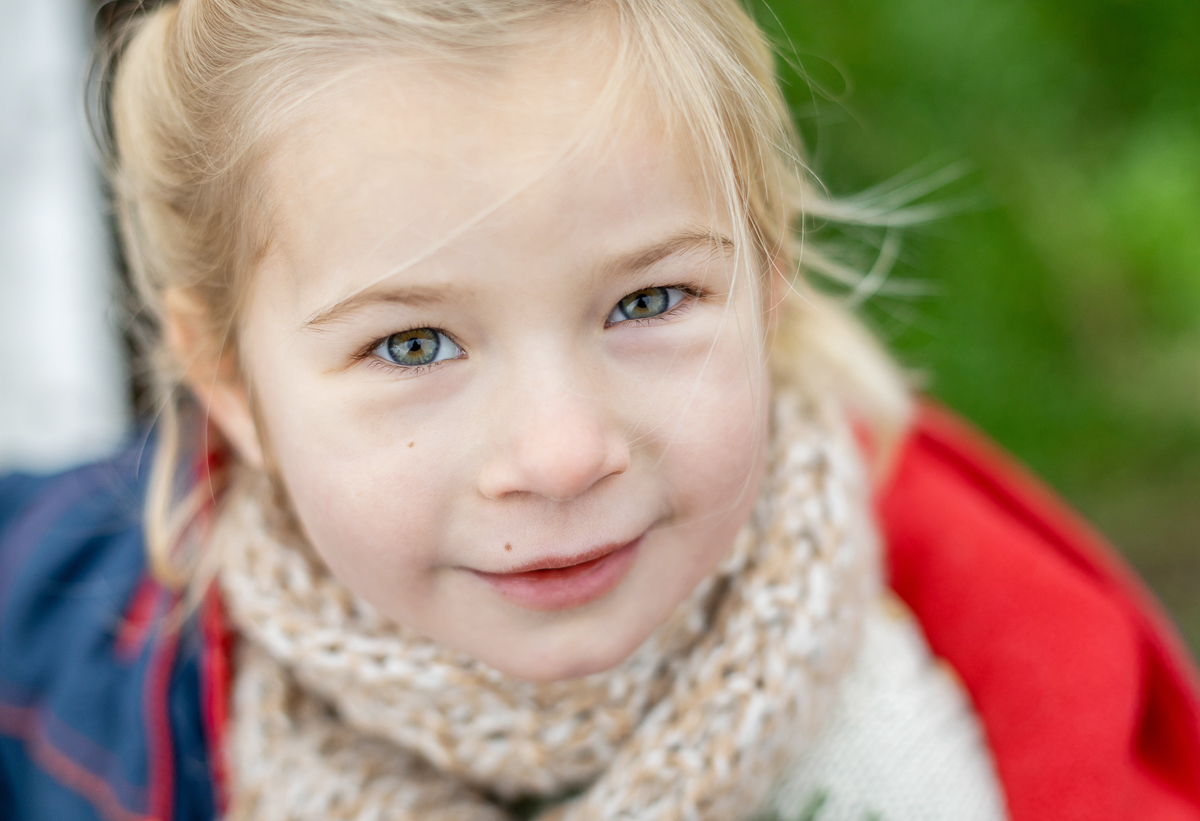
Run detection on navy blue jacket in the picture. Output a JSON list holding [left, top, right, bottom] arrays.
[[0, 443, 219, 821]]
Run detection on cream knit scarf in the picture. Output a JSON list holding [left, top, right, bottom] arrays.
[[216, 394, 878, 821]]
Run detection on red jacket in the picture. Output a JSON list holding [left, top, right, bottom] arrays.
[[882, 405, 1200, 820]]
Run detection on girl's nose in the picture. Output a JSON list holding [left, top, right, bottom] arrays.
[[476, 388, 631, 503]]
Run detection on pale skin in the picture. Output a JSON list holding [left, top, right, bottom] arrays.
[[179, 37, 780, 682]]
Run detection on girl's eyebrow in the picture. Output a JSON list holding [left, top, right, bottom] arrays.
[[303, 285, 460, 331], [599, 231, 734, 281], [302, 231, 733, 331]]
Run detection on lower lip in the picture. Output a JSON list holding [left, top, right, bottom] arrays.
[[472, 538, 642, 611]]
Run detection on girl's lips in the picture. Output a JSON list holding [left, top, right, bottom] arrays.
[[471, 537, 642, 611]]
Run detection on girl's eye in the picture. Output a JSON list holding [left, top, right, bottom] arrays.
[[373, 328, 462, 368], [607, 287, 685, 324]]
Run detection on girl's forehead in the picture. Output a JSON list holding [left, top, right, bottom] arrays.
[[267, 21, 638, 182], [255, 54, 725, 318]]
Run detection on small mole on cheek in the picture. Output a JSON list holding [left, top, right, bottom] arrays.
[[504, 543, 512, 552], [408, 442, 414, 448]]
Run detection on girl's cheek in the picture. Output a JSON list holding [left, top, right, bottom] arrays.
[[678, 385, 765, 493], [663, 324, 770, 485], [265, 352, 466, 468], [252, 368, 461, 559], [284, 440, 453, 610], [621, 316, 765, 414]]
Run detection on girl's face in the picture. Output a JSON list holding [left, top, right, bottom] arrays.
[[224, 44, 773, 682]]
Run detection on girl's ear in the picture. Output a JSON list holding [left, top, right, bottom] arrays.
[[163, 290, 266, 469]]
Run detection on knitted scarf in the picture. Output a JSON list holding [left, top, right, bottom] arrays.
[[216, 393, 878, 821]]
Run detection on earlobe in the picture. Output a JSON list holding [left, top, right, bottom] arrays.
[[163, 290, 266, 469], [204, 379, 265, 468]]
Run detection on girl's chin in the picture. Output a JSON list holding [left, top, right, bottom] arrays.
[[479, 625, 647, 683]]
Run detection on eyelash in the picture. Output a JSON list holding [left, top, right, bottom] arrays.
[[363, 358, 444, 377], [357, 283, 703, 374]]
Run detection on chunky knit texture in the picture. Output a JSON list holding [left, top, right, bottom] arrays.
[[217, 394, 877, 821]]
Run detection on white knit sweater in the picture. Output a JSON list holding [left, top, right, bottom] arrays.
[[770, 596, 1009, 821]]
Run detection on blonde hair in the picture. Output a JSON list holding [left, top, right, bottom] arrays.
[[103, 0, 912, 590]]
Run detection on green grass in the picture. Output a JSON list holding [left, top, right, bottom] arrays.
[[748, 0, 1200, 653]]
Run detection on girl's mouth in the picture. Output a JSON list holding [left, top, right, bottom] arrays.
[[471, 537, 642, 611]]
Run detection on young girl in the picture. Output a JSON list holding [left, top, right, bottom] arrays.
[[2, 1, 1199, 820]]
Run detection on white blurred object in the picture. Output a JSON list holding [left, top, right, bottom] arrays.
[[0, 0, 130, 473]]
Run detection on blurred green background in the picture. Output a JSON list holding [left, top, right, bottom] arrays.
[[749, 0, 1200, 652]]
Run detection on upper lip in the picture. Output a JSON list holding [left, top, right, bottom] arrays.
[[477, 540, 632, 575]]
